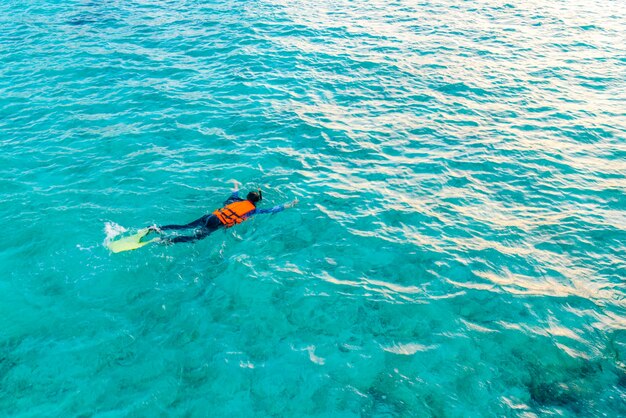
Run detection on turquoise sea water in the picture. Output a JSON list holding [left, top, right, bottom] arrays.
[[1, 0, 625, 415]]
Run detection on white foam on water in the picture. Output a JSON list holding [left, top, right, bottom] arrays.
[[103, 222, 128, 245]]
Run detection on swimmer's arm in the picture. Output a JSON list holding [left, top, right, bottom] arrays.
[[229, 179, 241, 193], [224, 180, 241, 204], [247, 199, 298, 216], [251, 205, 284, 215]]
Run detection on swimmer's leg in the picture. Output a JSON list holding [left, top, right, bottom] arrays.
[[162, 226, 212, 244], [157, 215, 211, 231]]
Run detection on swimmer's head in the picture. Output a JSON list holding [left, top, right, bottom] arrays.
[[247, 190, 262, 204]]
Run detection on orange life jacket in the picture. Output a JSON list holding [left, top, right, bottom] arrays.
[[212, 200, 256, 227]]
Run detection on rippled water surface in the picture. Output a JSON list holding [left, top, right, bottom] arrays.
[[1, 0, 625, 415]]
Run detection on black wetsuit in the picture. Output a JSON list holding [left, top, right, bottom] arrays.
[[159, 213, 224, 243]]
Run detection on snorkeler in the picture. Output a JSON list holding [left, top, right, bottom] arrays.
[[148, 181, 298, 244]]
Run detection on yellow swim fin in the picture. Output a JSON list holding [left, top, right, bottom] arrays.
[[107, 228, 160, 253]]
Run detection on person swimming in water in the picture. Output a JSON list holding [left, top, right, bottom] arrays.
[[148, 180, 298, 244]]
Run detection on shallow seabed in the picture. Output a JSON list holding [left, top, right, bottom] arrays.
[[1, 0, 625, 416]]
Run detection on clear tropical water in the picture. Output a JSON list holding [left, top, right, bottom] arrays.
[[1, 0, 625, 415]]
